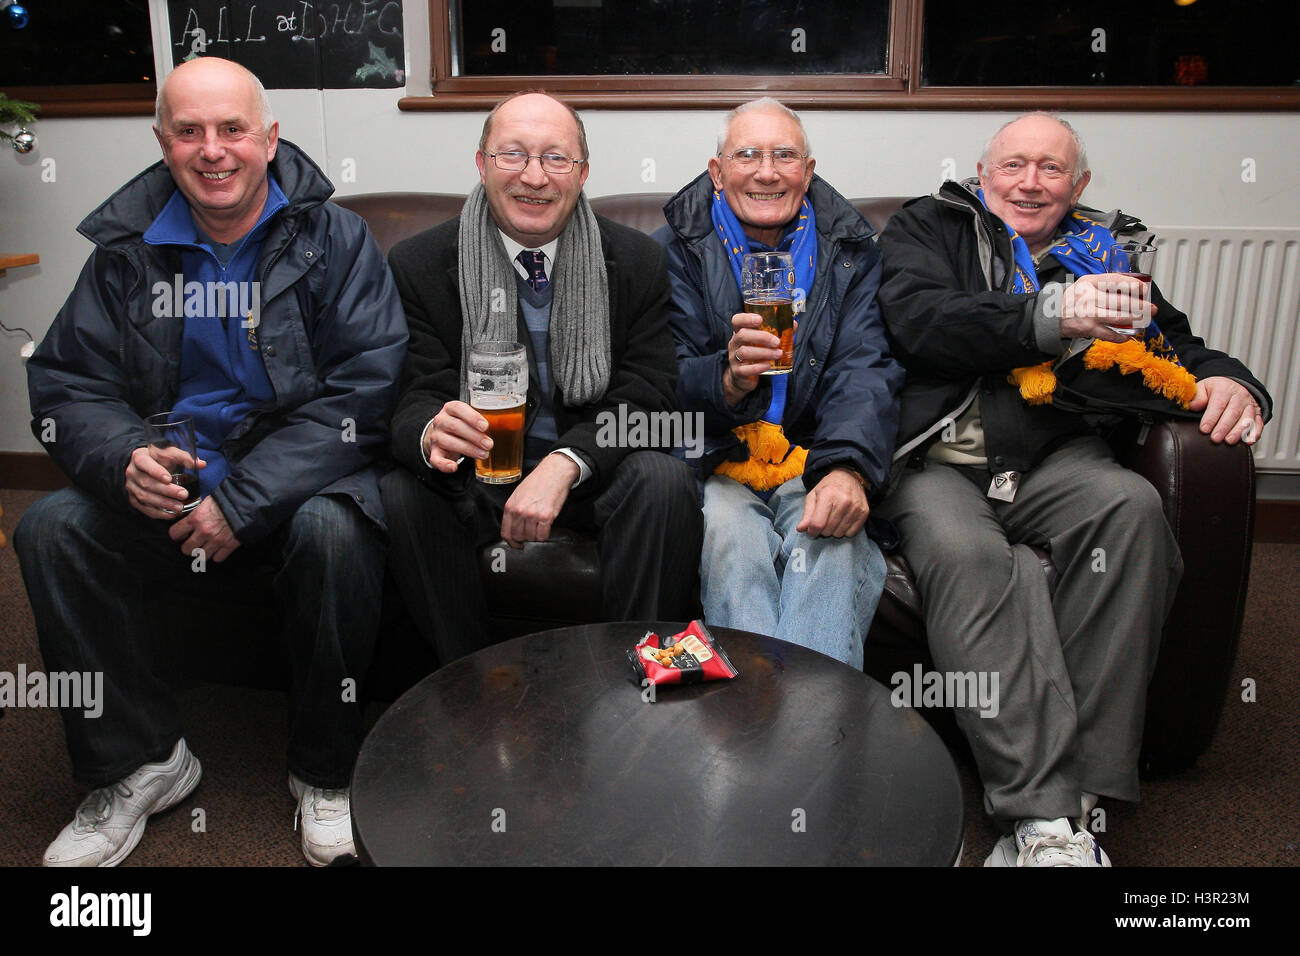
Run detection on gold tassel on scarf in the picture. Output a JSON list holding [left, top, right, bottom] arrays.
[[1084, 340, 1198, 408], [1009, 341, 1197, 409], [714, 421, 808, 491], [1008, 361, 1058, 405]]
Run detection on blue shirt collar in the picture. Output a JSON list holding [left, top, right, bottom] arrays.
[[143, 174, 289, 249]]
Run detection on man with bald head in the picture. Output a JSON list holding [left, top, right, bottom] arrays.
[[877, 112, 1271, 866], [15, 56, 406, 866], [380, 91, 700, 663]]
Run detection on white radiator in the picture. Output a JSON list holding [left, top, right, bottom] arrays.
[[1152, 227, 1300, 474]]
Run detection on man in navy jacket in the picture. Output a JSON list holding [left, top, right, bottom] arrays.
[[656, 98, 902, 668], [14, 57, 406, 867]]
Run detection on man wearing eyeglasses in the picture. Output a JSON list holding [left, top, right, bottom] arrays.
[[655, 97, 903, 668], [380, 91, 701, 664], [876, 111, 1271, 866]]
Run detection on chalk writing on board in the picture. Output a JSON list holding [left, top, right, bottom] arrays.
[[168, 2, 405, 89]]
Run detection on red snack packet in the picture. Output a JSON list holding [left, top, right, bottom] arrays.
[[628, 620, 740, 687]]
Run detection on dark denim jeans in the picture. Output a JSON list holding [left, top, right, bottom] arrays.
[[13, 487, 384, 789]]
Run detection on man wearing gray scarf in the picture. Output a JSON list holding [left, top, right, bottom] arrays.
[[381, 91, 702, 665]]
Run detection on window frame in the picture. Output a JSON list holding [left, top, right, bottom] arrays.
[[1, 1, 158, 118], [402, 0, 1300, 112], [1, 84, 156, 118]]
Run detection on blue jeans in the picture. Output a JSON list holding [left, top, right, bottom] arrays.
[[699, 475, 887, 669], [13, 487, 384, 789]]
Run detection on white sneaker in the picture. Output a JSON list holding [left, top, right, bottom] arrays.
[[984, 817, 1112, 867], [289, 774, 356, 866], [44, 739, 202, 867]]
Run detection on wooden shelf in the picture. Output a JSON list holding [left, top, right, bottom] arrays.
[[0, 254, 39, 278]]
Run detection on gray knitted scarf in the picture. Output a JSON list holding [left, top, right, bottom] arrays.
[[457, 183, 611, 406]]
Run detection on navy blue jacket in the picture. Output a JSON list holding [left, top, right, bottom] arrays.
[[27, 141, 408, 542], [655, 172, 903, 492]]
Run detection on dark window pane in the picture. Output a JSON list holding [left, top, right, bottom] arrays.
[[0, 1, 154, 86], [455, 0, 889, 76], [923, 0, 1300, 87]]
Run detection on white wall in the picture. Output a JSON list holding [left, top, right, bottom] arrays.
[[2, 3, 1298, 458]]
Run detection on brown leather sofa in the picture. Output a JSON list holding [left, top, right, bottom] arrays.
[[327, 191, 1255, 774]]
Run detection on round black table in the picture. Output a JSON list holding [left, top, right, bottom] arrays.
[[352, 622, 964, 865]]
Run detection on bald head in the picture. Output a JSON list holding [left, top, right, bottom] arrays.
[[151, 56, 279, 244], [155, 57, 273, 131], [478, 89, 588, 163], [475, 90, 591, 246]]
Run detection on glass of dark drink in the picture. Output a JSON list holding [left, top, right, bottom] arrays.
[[741, 251, 796, 375], [144, 412, 200, 514], [468, 341, 528, 484], [1107, 241, 1157, 336]]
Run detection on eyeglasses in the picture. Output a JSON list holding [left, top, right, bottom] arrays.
[[723, 148, 807, 170], [487, 150, 586, 174], [988, 159, 1073, 181]]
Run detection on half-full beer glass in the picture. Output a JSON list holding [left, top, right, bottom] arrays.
[[742, 251, 796, 375], [468, 341, 527, 484]]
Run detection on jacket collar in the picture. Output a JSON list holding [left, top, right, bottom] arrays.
[[936, 177, 1141, 238], [663, 170, 875, 246], [77, 139, 334, 251], [142, 175, 289, 248]]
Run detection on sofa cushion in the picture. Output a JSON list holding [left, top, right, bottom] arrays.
[[588, 193, 674, 235], [334, 192, 467, 255]]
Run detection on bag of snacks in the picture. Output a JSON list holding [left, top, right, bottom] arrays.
[[627, 619, 740, 688]]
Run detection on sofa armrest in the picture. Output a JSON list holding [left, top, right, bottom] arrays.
[[1111, 418, 1257, 773]]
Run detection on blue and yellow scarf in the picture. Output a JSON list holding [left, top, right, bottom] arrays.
[[979, 189, 1197, 409], [709, 187, 817, 490]]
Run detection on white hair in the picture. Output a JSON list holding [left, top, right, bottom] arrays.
[[980, 111, 1089, 185], [716, 96, 812, 157]]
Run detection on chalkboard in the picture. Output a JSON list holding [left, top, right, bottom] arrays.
[[166, 1, 405, 89]]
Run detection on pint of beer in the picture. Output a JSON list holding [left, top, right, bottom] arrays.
[[741, 252, 796, 375], [468, 341, 528, 484]]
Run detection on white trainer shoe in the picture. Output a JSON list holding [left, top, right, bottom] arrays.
[[289, 774, 356, 866], [44, 738, 202, 867], [984, 817, 1112, 867]]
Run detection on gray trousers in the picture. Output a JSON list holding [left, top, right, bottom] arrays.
[[878, 436, 1182, 822]]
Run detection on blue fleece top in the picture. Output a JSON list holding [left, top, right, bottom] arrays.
[[142, 177, 287, 496]]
